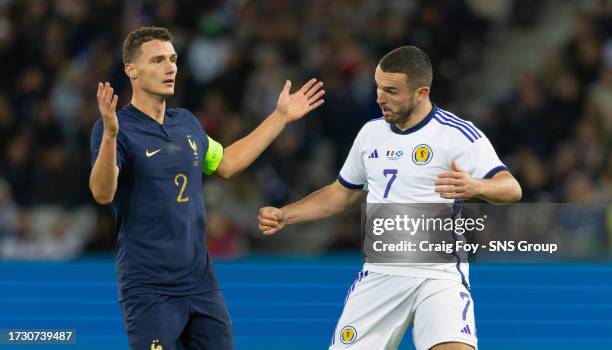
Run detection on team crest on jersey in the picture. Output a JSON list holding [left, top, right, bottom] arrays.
[[340, 326, 357, 344], [151, 339, 163, 350], [412, 144, 432, 165], [187, 135, 199, 166], [385, 150, 404, 160]]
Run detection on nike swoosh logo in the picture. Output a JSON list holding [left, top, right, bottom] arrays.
[[145, 149, 162, 157]]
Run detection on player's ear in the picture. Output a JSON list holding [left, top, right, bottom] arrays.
[[415, 86, 429, 101], [125, 63, 137, 80]]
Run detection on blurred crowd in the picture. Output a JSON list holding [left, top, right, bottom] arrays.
[[0, 0, 609, 260], [485, 3, 612, 203]]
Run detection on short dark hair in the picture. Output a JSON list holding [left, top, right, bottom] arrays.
[[379, 46, 433, 90], [122, 26, 173, 64]]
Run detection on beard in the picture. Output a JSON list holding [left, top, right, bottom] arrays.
[[382, 98, 416, 126]]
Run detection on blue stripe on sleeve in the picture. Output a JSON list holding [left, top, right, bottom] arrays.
[[483, 165, 509, 179], [337, 175, 364, 190]]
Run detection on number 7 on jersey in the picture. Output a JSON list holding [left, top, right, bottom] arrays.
[[383, 169, 398, 199]]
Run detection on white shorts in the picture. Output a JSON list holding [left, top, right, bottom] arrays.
[[329, 271, 477, 350]]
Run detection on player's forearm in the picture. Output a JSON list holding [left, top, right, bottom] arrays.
[[476, 173, 522, 204], [220, 111, 287, 178], [90, 134, 119, 204], [283, 182, 360, 225]]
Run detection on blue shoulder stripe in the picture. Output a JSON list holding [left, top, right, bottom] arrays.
[[438, 109, 482, 138], [432, 115, 475, 143], [436, 111, 479, 140]]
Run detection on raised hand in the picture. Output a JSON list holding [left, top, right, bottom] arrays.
[[97, 82, 119, 137], [434, 160, 482, 200], [258, 206, 287, 235], [274, 78, 325, 123]]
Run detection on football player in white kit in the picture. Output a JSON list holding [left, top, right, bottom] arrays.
[[258, 46, 522, 350]]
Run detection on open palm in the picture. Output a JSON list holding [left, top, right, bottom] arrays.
[[275, 78, 325, 123]]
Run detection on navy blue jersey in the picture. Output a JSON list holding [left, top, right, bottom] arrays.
[[91, 104, 219, 300]]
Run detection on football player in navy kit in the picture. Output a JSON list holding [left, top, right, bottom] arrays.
[[90, 26, 324, 350]]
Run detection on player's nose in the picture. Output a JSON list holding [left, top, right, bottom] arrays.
[[376, 91, 386, 104], [165, 64, 177, 76]]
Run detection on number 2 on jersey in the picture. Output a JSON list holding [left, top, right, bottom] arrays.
[[174, 173, 189, 202], [383, 169, 397, 199]]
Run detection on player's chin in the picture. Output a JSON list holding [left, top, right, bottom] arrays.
[[158, 87, 175, 97], [383, 114, 397, 123]]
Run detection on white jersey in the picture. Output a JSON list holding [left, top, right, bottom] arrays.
[[338, 104, 506, 285]]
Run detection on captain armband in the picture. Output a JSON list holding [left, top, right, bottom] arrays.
[[203, 136, 224, 175]]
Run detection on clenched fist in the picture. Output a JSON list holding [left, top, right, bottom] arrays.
[[258, 207, 286, 235]]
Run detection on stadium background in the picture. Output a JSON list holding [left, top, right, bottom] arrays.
[[0, 0, 610, 349]]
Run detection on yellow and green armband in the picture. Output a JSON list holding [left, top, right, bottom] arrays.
[[203, 136, 224, 175]]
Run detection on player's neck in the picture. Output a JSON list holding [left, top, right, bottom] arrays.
[[131, 91, 166, 124], [394, 100, 432, 131]]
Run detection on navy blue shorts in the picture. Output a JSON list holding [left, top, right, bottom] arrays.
[[119, 290, 233, 350]]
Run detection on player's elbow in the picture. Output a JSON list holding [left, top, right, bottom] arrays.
[[89, 167, 119, 204], [214, 157, 242, 180], [92, 191, 114, 205], [219, 172, 237, 180], [90, 185, 115, 204], [510, 181, 522, 202], [500, 179, 522, 203], [490, 172, 522, 203], [215, 166, 239, 180]]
